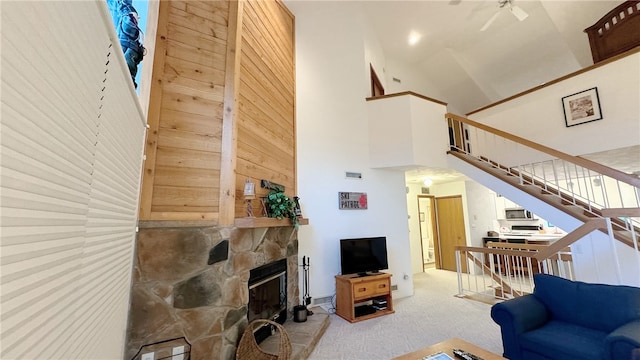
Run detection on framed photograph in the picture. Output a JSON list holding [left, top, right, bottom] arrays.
[[562, 87, 602, 127]]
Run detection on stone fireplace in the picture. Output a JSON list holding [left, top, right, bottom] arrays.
[[125, 223, 299, 360]]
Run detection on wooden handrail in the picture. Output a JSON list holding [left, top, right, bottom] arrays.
[[486, 242, 550, 251], [466, 47, 640, 115], [446, 113, 640, 188], [366, 91, 448, 105], [459, 219, 612, 261], [535, 219, 607, 260], [601, 208, 640, 218], [456, 245, 540, 259]]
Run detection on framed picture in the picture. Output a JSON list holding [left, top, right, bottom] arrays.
[[562, 87, 602, 127]]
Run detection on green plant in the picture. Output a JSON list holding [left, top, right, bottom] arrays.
[[265, 190, 299, 227]]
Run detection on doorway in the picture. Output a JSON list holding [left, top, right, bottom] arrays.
[[417, 195, 437, 271], [435, 195, 467, 273], [370, 64, 384, 97]]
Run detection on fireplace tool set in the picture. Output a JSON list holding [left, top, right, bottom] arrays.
[[294, 256, 313, 322]]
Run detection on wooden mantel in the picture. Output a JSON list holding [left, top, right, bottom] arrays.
[[234, 217, 309, 228]]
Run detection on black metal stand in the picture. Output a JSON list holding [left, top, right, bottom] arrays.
[[302, 256, 313, 315]]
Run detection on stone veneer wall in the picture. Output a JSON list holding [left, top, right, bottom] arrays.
[[125, 223, 299, 360]]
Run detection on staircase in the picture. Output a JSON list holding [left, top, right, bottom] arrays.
[[444, 113, 640, 298]]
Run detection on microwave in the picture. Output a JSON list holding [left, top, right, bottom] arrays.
[[505, 208, 535, 220]]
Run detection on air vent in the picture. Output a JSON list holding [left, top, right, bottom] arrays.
[[345, 171, 362, 179], [421, 187, 430, 194], [313, 296, 333, 305]]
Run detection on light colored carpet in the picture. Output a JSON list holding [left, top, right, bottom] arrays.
[[308, 269, 504, 359]]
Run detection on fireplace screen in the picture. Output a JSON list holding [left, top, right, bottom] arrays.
[[247, 259, 287, 324], [248, 271, 286, 323], [247, 259, 288, 344]]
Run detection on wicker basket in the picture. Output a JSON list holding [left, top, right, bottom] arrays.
[[236, 319, 292, 360]]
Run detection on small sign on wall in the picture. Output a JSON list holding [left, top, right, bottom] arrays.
[[339, 192, 368, 210]]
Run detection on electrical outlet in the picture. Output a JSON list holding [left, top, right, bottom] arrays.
[[141, 352, 154, 360], [172, 345, 185, 360]]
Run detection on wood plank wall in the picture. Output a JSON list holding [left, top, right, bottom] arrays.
[[234, 0, 296, 219], [139, 0, 296, 223]]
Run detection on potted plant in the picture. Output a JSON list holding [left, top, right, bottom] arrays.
[[265, 190, 299, 227]]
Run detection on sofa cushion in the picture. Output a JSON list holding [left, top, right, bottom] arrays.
[[520, 320, 607, 360], [533, 274, 640, 332]]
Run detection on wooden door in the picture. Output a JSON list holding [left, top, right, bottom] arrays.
[[435, 196, 467, 272]]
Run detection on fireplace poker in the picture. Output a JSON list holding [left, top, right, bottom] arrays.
[[302, 256, 313, 316]]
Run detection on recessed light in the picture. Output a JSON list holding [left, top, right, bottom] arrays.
[[408, 31, 421, 46]]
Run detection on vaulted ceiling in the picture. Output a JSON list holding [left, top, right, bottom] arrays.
[[354, 0, 628, 184], [361, 0, 616, 115], [286, 1, 634, 184]]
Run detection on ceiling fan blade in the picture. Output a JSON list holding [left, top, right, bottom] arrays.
[[480, 11, 501, 32], [510, 5, 529, 21]]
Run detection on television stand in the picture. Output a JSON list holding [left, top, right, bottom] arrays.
[[335, 272, 394, 323]]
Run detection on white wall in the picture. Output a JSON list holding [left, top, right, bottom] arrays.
[[362, 9, 387, 96], [383, 57, 461, 108], [464, 181, 499, 248], [368, 95, 449, 169], [289, 1, 415, 301], [468, 52, 640, 157]]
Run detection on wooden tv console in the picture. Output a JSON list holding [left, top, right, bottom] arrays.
[[335, 272, 394, 323]]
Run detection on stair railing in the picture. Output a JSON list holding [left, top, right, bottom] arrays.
[[455, 242, 572, 301], [456, 210, 640, 300], [446, 113, 640, 234]]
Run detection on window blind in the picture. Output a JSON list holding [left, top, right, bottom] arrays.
[[1, 1, 146, 359]]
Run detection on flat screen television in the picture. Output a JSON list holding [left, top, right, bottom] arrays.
[[340, 236, 389, 276]]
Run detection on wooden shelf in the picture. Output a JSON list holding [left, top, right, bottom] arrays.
[[335, 273, 394, 323], [234, 217, 309, 228]]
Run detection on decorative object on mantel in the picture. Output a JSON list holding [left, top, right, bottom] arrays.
[[338, 192, 368, 210], [562, 87, 603, 127], [261, 179, 285, 192], [260, 197, 269, 217], [293, 196, 302, 217], [244, 178, 256, 217], [265, 190, 299, 228]]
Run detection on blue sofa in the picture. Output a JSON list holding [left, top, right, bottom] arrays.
[[491, 274, 640, 360]]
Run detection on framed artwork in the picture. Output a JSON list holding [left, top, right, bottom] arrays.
[[562, 87, 602, 127]]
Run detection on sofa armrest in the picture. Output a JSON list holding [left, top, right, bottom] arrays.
[[491, 294, 549, 359], [604, 320, 640, 360], [491, 294, 549, 333]]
